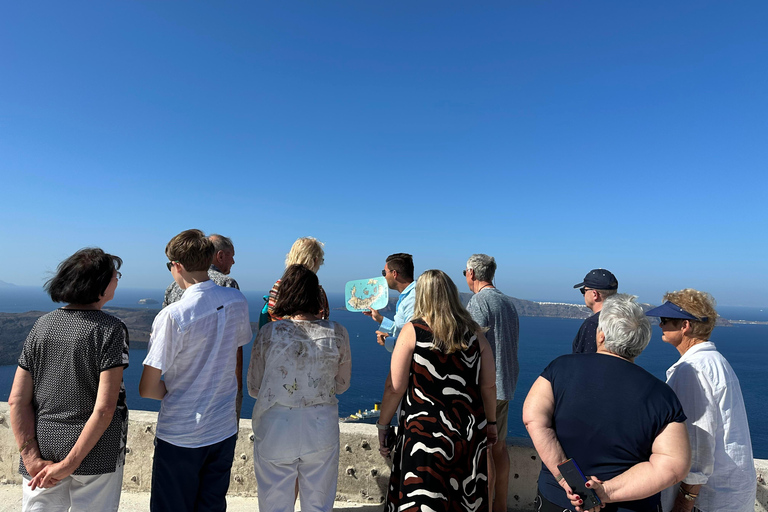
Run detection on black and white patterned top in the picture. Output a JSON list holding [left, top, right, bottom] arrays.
[[17, 308, 129, 477], [162, 265, 240, 308]]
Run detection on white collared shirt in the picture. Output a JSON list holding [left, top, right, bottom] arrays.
[[661, 342, 756, 512], [144, 280, 253, 448]]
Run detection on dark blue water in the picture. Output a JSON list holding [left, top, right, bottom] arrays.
[[2, 287, 766, 458]]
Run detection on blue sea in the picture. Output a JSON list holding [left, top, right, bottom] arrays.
[[1, 286, 767, 458]]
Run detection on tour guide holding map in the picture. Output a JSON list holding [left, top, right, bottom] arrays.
[[364, 253, 415, 352]]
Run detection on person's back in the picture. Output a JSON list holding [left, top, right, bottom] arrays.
[[539, 353, 684, 510], [140, 229, 253, 512], [249, 318, 350, 419], [466, 287, 519, 399], [148, 282, 250, 445], [20, 308, 129, 477], [390, 319, 488, 507]]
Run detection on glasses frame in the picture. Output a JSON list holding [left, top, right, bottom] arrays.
[[166, 261, 179, 272], [115, 271, 122, 280]]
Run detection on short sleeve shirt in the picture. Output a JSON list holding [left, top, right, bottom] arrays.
[[538, 353, 686, 511], [466, 287, 520, 400], [145, 281, 253, 448], [18, 309, 129, 477]]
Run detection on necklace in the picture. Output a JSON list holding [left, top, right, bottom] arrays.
[[477, 284, 494, 293]]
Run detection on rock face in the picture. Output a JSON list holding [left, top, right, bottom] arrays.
[[0, 308, 159, 365]]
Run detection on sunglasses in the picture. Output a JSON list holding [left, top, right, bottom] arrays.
[[659, 317, 676, 326], [463, 269, 471, 276], [166, 261, 179, 272], [580, 287, 593, 295]]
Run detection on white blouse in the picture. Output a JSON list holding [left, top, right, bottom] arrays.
[[247, 319, 351, 420], [660, 342, 756, 512]]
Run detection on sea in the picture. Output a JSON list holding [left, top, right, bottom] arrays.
[[1, 286, 767, 459]]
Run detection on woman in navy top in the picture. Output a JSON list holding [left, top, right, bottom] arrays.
[[523, 294, 691, 512]]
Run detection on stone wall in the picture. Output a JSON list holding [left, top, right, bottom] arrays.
[[1, 403, 766, 511]]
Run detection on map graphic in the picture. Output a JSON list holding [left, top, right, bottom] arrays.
[[345, 277, 389, 312]]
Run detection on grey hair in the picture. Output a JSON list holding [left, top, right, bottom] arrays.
[[209, 234, 234, 253], [597, 293, 652, 359], [466, 254, 496, 282]]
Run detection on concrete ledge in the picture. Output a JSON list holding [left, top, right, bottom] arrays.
[[1, 403, 766, 511]]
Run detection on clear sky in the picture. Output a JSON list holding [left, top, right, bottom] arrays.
[[1, 1, 766, 307]]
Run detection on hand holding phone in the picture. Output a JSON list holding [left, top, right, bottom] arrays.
[[557, 458, 602, 510]]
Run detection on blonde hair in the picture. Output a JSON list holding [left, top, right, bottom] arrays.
[[662, 288, 717, 340], [285, 237, 325, 272], [412, 270, 480, 354]]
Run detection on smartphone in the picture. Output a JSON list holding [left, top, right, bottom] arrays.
[[557, 458, 602, 509]]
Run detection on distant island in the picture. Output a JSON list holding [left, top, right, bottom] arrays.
[[334, 293, 741, 325], [0, 280, 17, 288], [138, 298, 159, 305]]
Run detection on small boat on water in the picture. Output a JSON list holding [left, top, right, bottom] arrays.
[[340, 402, 381, 423]]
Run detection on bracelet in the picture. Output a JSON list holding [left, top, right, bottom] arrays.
[[376, 422, 391, 430], [555, 473, 565, 483], [678, 487, 698, 502], [19, 437, 36, 452], [487, 421, 497, 425]]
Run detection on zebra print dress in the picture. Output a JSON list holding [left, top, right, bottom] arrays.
[[386, 319, 489, 512]]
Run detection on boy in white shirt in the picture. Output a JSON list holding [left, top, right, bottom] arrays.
[[140, 229, 252, 512]]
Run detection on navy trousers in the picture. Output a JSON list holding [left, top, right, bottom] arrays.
[[150, 434, 237, 512]]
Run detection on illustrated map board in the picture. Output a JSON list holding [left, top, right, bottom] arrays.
[[345, 277, 389, 312]]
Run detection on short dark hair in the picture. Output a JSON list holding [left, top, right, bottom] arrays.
[[45, 248, 122, 304], [386, 253, 414, 280], [272, 264, 322, 318], [165, 229, 215, 272]]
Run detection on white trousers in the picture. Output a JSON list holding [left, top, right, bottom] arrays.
[[22, 465, 123, 512], [252, 404, 340, 512]]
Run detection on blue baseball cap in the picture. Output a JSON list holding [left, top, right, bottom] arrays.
[[573, 269, 618, 290], [645, 301, 709, 322]]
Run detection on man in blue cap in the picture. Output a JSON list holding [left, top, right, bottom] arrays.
[[572, 269, 618, 353]]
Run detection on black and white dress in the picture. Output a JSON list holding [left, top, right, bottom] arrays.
[[17, 308, 129, 477], [386, 319, 489, 512]]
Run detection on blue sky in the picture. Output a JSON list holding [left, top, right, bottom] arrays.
[[1, 1, 766, 307]]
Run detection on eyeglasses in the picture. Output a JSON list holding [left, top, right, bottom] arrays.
[[166, 261, 179, 272], [115, 271, 122, 280]]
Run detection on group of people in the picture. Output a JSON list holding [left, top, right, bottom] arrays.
[[523, 269, 756, 512], [7, 232, 757, 512]]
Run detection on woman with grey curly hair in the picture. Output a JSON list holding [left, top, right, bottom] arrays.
[[646, 289, 755, 512]]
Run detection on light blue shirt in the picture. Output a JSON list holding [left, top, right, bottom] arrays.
[[379, 281, 416, 352]]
